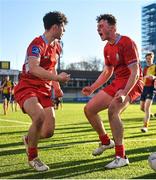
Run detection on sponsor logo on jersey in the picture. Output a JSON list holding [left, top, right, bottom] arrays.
[[32, 46, 40, 56]]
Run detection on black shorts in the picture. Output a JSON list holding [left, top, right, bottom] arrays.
[[10, 95, 15, 103], [2, 93, 11, 102], [140, 86, 154, 101]]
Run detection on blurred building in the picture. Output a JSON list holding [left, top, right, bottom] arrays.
[[58, 69, 113, 102], [141, 3, 156, 68], [0, 61, 19, 83], [58, 69, 101, 102], [0, 61, 20, 101]]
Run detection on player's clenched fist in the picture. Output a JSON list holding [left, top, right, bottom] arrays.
[[57, 72, 70, 83], [82, 86, 93, 96]]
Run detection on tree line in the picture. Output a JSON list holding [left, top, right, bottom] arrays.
[[59, 57, 103, 71]]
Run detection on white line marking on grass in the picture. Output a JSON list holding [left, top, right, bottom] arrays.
[[0, 118, 30, 125]]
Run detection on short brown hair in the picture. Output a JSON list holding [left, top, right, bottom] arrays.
[[96, 14, 116, 25], [145, 52, 154, 58]]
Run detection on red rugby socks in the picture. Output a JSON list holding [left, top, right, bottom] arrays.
[[115, 145, 125, 158], [28, 147, 38, 161], [99, 134, 110, 145]]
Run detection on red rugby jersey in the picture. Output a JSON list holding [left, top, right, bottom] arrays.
[[20, 35, 62, 89], [104, 35, 143, 80]]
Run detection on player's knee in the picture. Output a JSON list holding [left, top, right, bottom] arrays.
[[43, 130, 54, 138], [84, 105, 91, 116], [108, 105, 117, 119], [33, 111, 45, 129], [84, 105, 87, 114]]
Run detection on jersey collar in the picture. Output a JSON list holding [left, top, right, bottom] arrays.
[[114, 34, 122, 45], [41, 34, 49, 44]]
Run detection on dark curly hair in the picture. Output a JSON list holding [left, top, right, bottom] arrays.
[[96, 14, 116, 25], [43, 11, 68, 30]]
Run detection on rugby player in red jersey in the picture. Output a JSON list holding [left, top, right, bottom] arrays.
[[82, 14, 143, 169], [14, 11, 70, 172]]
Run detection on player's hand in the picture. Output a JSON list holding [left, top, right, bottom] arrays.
[[55, 89, 63, 98], [114, 89, 126, 103], [82, 86, 93, 96], [57, 72, 70, 83]]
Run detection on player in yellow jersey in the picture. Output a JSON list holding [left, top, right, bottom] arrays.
[[140, 52, 155, 132], [0, 76, 13, 115]]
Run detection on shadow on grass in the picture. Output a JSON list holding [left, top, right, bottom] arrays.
[[56, 123, 91, 131], [133, 172, 156, 179], [0, 148, 26, 156], [40, 139, 98, 151], [122, 117, 142, 123], [0, 162, 24, 168], [0, 130, 27, 136], [127, 145, 156, 154], [56, 127, 93, 134], [0, 169, 31, 179], [0, 137, 98, 156], [0, 158, 110, 179], [0, 141, 23, 149], [1, 143, 156, 178], [125, 133, 156, 139]]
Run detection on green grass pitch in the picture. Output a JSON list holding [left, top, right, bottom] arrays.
[[0, 103, 156, 179]]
